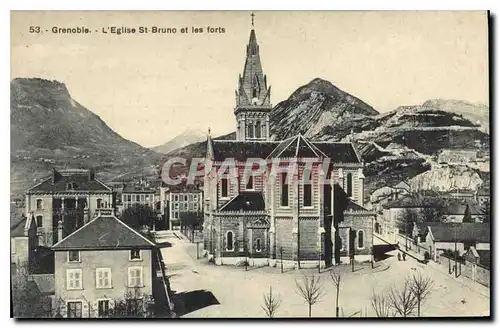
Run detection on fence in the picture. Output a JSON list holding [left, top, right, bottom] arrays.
[[437, 254, 490, 288]]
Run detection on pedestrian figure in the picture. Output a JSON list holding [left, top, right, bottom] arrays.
[[397, 252, 401, 261], [403, 252, 407, 261]]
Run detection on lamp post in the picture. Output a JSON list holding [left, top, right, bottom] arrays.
[[454, 222, 458, 278]]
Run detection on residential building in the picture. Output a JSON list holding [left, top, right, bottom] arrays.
[[160, 182, 203, 230], [25, 168, 113, 247], [11, 215, 38, 272], [51, 214, 165, 318], [201, 23, 374, 268], [121, 182, 155, 211], [475, 185, 490, 205], [423, 223, 490, 261]]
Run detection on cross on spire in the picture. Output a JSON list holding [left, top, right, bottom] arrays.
[[251, 12, 255, 27]]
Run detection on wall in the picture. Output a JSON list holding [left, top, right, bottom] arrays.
[[54, 249, 153, 318]]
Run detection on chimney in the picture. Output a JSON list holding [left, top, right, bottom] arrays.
[[57, 220, 63, 241]]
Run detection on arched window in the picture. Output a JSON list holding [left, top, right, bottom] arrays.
[[36, 215, 43, 228], [96, 198, 103, 209], [248, 122, 254, 138], [246, 175, 254, 190], [221, 178, 228, 198], [255, 238, 261, 252], [226, 231, 234, 251], [255, 121, 261, 139], [36, 199, 43, 210], [346, 173, 353, 197], [357, 230, 364, 249]]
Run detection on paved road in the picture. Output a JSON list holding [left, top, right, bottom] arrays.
[[157, 232, 490, 318]]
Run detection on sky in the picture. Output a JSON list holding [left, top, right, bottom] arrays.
[[11, 11, 489, 148]]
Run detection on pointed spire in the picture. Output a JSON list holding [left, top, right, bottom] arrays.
[[251, 12, 255, 27]]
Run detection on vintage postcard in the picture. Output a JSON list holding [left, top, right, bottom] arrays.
[[10, 10, 490, 319]]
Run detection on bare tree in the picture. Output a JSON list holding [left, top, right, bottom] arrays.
[[370, 290, 392, 318], [329, 270, 342, 317], [261, 286, 281, 318], [409, 271, 434, 317], [387, 278, 418, 317], [295, 274, 324, 318]]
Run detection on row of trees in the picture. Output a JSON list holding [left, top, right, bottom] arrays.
[[261, 271, 434, 318]]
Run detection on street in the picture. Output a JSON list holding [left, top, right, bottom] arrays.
[[157, 232, 490, 318]]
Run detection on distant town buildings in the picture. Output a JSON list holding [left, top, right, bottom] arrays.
[[121, 181, 156, 211], [438, 149, 477, 165], [159, 182, 203, 230]]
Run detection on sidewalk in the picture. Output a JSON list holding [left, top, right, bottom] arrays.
[[396, 242, 490, 298]]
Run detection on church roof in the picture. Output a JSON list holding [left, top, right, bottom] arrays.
[[52, 214, 156, 251], [267, 135, 326, 158], [219, 191, 266, 212], [211, 140, 278, 161], [210, 136, 361, 163], [311, 142, 361, 163], [27, 168, 111, 194]]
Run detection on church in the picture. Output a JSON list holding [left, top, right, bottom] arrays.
[[202, 19, 375, 268]]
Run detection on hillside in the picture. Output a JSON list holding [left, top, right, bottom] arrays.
[[270, 78, 379, 141], [10, 78, 161, 196], [152, 128, 207, 154]]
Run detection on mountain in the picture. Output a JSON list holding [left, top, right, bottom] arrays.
[[11, 78, 161, 196], [152, 128, 207, 154], [422, 99, 489, 133], [270, 78, 379, 141]]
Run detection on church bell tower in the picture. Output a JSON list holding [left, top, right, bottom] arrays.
[[235, 13, 272, 141]]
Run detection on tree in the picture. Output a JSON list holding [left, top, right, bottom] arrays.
[[329, 270, 342, 317], [387, 278, 418, 317], [179, 211, 203, 242], [398, 208, 421, 237], [462, 204, 473, 223], [121, 204, 157, 231], [370, 290, 392, 318], [261, 286, 281, 318], [112, 288, 154, 318], [409, 271, 434, 317], [480, 201, 490, 223], [11, 262, 37, 318], [295, 274, 324, 318]]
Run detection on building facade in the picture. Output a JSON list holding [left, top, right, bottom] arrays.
[[121, 182, 155, 211], [160, 183, 203, 230], [25, 168, 114, 247], [202, 24, 374, 268], [51, 214, 162, 318]]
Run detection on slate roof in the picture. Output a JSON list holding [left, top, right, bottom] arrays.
[[211, 135, 361, 163], [476, 249, 490, 268], [11, 217, 27, 238], [219, 191, 266, 212], [52, 214, 156, 250], [28, 169, 111, 194], [211, 140, 278, 161], [29, 274, 55, 296], [312, 142, 361, 163], [122, 184, 156, 193], [428, 223, 490, 243], [345, 199, 369, 212]]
